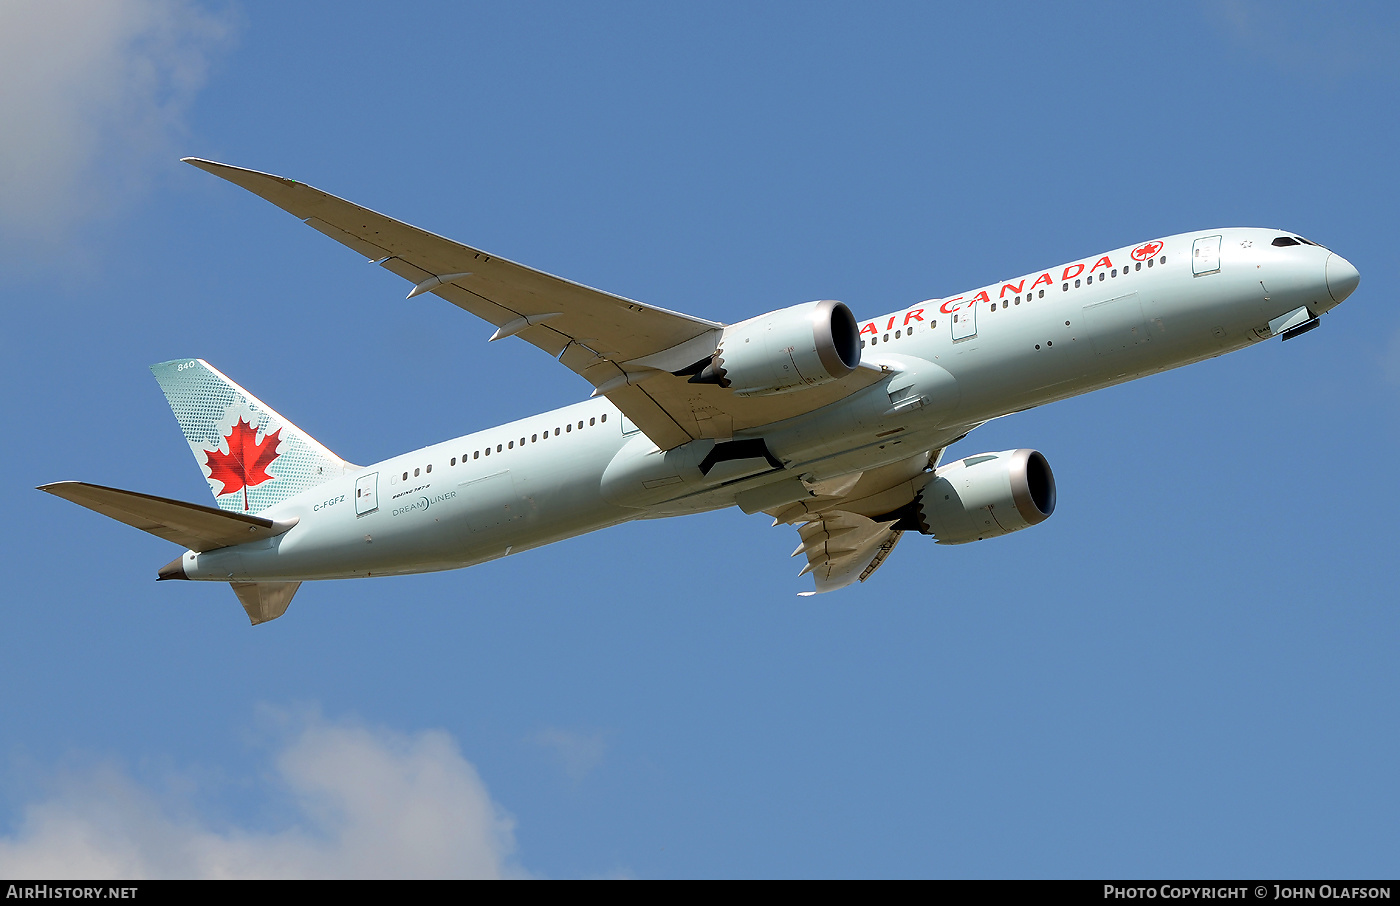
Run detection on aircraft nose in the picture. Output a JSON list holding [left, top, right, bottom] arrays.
[[1326, 253, 1360, 304]]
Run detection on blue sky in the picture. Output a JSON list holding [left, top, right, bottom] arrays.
[[1, 0, 1397, 879]]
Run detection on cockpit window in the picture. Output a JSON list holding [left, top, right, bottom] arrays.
[[1274, 234, 1330, 250]]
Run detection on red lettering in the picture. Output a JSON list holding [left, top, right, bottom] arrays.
[[860, 322, 877, 336], [938, 296, 965, 314], [1062, 263, 1085, 281], [1030, 272, 1053, 290], [886, 316, 896, 331], [903, 308, 925, 325], [999, 279, 1025, 298], [1089, 256, 1113, 272], [970, 291, 990, 305]]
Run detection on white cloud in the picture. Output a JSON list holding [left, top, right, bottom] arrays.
[[0, 712, 527, 879], [532, 728, 607, 781], [0, 0, 234, 244]]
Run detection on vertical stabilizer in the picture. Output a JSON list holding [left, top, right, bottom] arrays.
[[151, 359, 354, 513]]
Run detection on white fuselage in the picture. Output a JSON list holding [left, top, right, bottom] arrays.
[[178, 228, 1348, 583]]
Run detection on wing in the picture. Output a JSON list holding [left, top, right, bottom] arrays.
[[185, 159, 885, 450], [765, 444, 962, 595], [791, 511, 903, 595]]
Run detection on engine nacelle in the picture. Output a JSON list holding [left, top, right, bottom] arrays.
[[901, 449, 1056, 544], [689, 299, 860, 396]]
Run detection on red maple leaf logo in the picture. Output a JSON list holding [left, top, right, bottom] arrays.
[[204, 417, 282, 511], [1132, 241, 1164, 262]]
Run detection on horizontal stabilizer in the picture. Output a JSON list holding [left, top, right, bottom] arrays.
[[39, 481, 296, 552], [230, 581, 301, 625]]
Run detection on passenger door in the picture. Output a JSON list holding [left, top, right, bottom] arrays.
[[354, 472, 378, 516], [1192, 235, 1222, 276], [951, 299, 977, 341]]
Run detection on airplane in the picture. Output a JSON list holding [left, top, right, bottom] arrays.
[[40, 159, 1361, 625]]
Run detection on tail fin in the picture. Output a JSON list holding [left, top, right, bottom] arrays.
[[150, 359, 354, 514]]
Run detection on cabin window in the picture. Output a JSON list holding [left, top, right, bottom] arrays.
[[474, 451, 479, 460], [426, 464, 432, 474], [402, 471, 408, 480], [601, 414, 608, 423], [414, 468, 420, 477], [566, 424, 572, 433], [883, 333, 889, 342], [1062, 283, 1068, 291], [532, 433, 538, 442], [496, 444, 502, 452], [589, 418, 596, 426], [484, 448, 490, 457], [1074, 278, 1081, 288], [1038, 290, 1044, 298], [1135, 262, 1142, 271], [508, 441, 514, 449], [1147, 259, 1153, 267], [450, 457, 456, 466], [578, 421, 583, 430], [1111, 268, 1117, 277], [1159, 255, 1166, 265]]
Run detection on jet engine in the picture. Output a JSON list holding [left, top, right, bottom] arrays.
[[886, 449, 1056, 544], [684, 299, 860, 396]]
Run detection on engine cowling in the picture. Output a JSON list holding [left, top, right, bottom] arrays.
[[689, 299, 860, 396], [901, 449, 1056, 544]]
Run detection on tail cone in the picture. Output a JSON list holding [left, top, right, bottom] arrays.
[[157, 555, 188, 581]]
